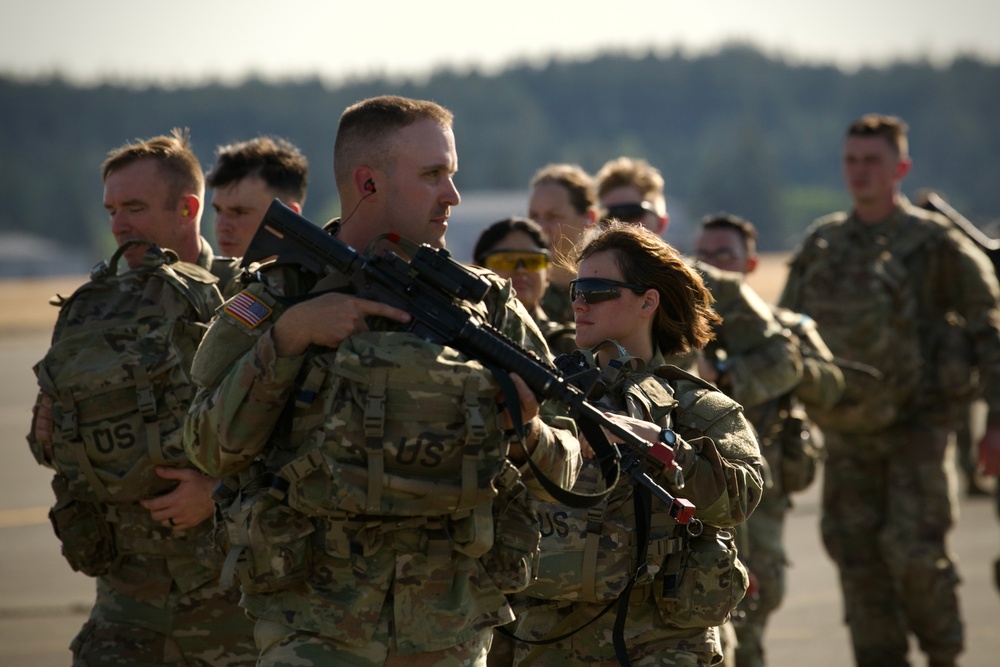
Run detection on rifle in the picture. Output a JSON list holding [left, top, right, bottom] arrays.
[[919, 191, 1000, 275], [242, 199, 695, 524]]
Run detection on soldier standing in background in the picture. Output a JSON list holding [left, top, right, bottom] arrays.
[[695, 213, 844, 667], [27, 129, 255, 666], [207, 135, 309, 259], [527, 163, 598, 326], [473, 216, 576, 357], [779, 114, 1000, 667]]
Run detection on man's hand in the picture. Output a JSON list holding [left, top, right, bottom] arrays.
[[979, 426, 1000, 476], [33, 393, 54, 463], [139, 467, 219, 531], [272, 293, 411, 357]]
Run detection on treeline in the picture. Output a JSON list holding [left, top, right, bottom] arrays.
[[2, 44, 998, 259]]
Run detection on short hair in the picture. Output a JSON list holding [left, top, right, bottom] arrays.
[[594, 157, 664, 202], [473, 217, 551, 266], [101, 127, 204, 208], [846, 114, 909, 159], [207, 136, 308, 204], [576, 222, 721, 356], [334, 95, 454, 192], [529, 163, 597, 215], [700, 213, 758, 257]]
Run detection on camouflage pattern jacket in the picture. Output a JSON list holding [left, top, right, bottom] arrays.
[[514, 349, 762, 649], [29, 240, 227, 610], [184, 256, 582, 653], [780, 200, 1000, 427], [696, 262, 804, 411]]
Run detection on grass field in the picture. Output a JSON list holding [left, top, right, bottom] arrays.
[[0, 253, 791, 338]]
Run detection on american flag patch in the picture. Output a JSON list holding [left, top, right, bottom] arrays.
[[224, 291, 273, 329]]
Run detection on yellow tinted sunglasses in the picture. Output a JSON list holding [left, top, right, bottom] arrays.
[[482, 250, 550, 272]]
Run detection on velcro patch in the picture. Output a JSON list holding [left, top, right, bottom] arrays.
[[224, 291, 273, 329]]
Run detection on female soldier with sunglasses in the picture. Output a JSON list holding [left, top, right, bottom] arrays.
[[474, 217, 577, 356], [509, 221, 763, 667]]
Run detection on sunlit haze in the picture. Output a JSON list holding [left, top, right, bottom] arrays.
[[3, 0, 997, 85]]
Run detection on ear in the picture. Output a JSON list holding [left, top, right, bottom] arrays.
[[657, 214, 670, 236], [745, 255, 759, 274], [354, 167, 376, 198], [641, 287, 660, 316], [896, 157, 912, 180], [180, 194, 200, 223], [584, 207, 598, 227], [287, 201, 303, 214]]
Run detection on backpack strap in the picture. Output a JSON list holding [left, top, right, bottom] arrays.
[[363, 367, 388, 514], [459, 375, 489, 510]]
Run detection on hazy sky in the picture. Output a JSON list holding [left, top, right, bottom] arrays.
[[2, 0, 997, 84]]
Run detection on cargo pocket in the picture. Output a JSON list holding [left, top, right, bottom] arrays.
[[222, 490, 317, 595], [479, 464, 540, 594], [48, 475, 115, 577], [654, 528, 749, 629]]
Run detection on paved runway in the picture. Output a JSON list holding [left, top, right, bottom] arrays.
[[1, 331, 998, 666]]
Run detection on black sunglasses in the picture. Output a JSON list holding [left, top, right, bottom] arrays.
[[601, 201, 656, 224], [570, 278, 649, 304]]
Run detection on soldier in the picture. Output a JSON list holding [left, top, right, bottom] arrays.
[[27, 128, 256, 665], [207, 135, 309, 259], [695, 213, 844, 667], [509, 222, 763, 666], [779, 113, 1000, 667], [594, 156, 803, 436], [473, 216, 576, 356], [528, 163, 598, 326], [183, 96, 582, 666]]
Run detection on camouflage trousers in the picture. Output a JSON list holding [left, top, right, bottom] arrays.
[[821, 422, 963, 667], [253, 601, 493, 667], [70, 576, 256, 666], [731, 490, 789, 667], [509, 595, 722, 666]]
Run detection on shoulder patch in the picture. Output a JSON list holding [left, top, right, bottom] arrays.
[[224, 290, 273, 329]]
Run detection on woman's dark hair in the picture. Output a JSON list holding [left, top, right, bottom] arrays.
[[472, 217, 551, 266], [577, 221, 721, 355]]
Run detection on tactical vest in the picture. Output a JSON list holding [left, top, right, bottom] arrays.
[[213, 266, 539, 595], [526, 348, 748, 628], [272, 330, 507, 517], [30, 242, 222, 574], [792, 212, 932, 433]]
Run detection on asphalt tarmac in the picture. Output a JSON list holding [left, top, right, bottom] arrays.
[[1, 331, 998, 666]]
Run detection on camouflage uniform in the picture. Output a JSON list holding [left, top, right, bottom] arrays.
[[779, 200, 1000, 666], [696, 263, 803, 412], [198, 240, 244, 299], [652, 262, 803, 667], [184, 255, 581, 666], [509, 350, 763, 667], [531, 304, 577, 357], [29, 239, 256, 667], [731, 309, 843, 667], [539, 282, 575, 330]]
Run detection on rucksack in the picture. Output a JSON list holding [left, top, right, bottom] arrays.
[[789, 213, 934, 434], [31, 241, 223, 503], [205, 271, 537, 595], [764, 308, 835, 494]]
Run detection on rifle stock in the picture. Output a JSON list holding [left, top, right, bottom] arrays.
[[243, 199, 695, 522]]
